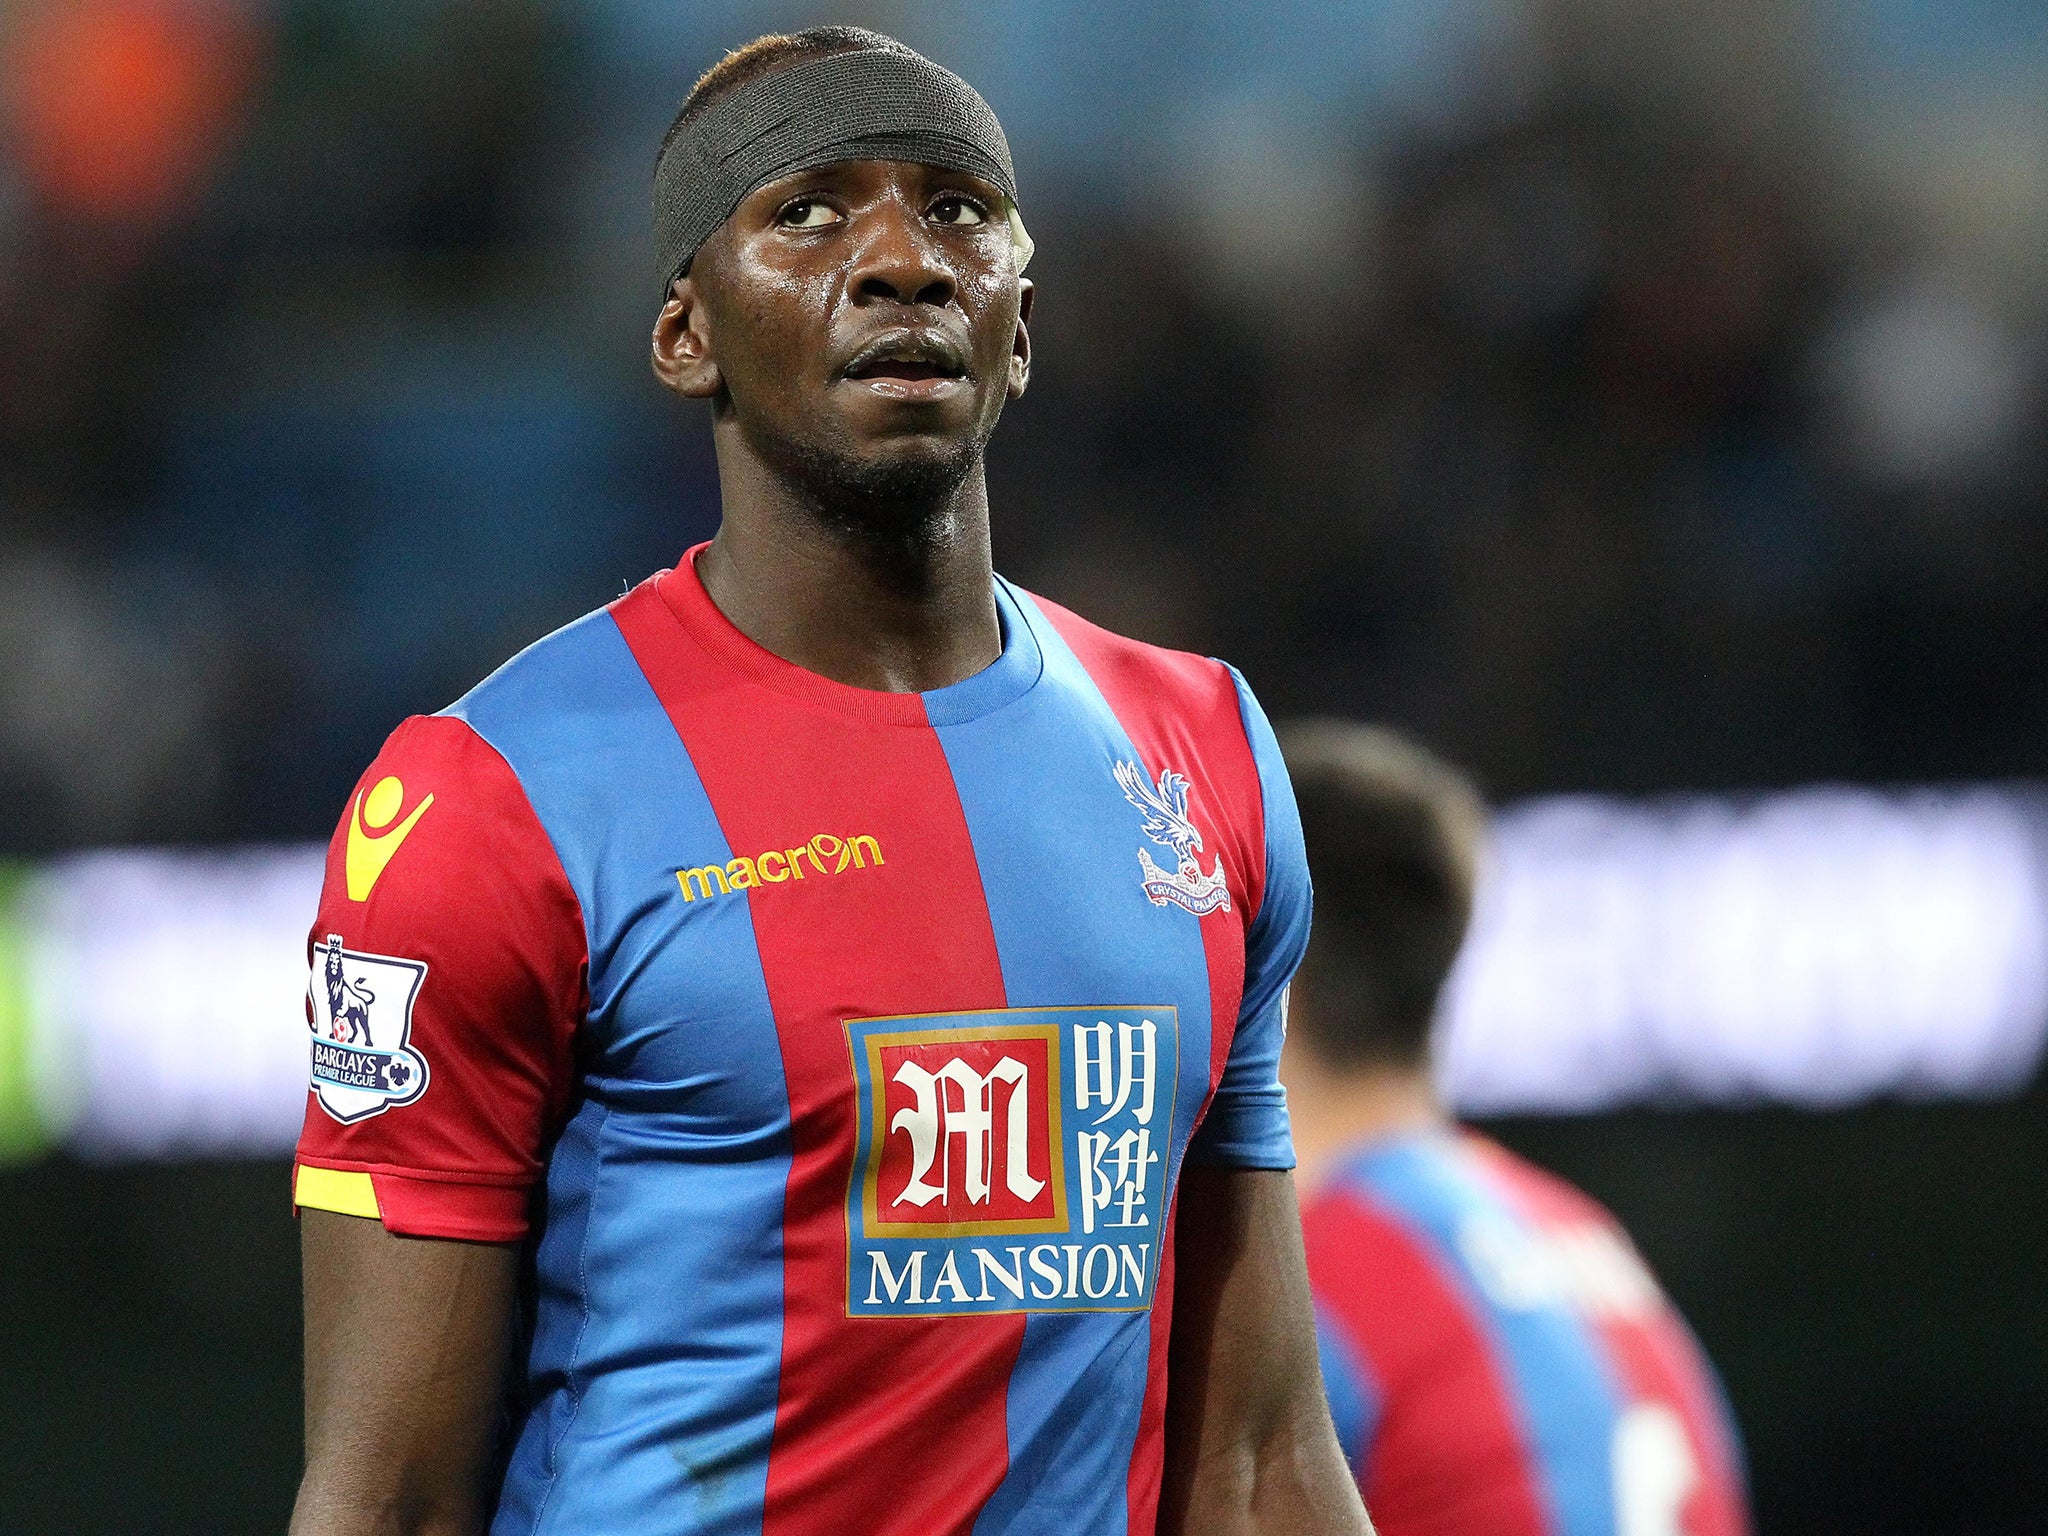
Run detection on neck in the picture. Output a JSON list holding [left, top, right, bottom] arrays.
[[695, 425, 1002, 694], [1281, 1042, 1447, 1197]]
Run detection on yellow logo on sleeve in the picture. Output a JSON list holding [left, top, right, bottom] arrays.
[[346, 775, 434, 901]]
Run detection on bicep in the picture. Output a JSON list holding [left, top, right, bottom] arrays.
[[293, 1211, 518, 1536], [1164, 1167, 1325, 1448], [1162, 1167, 1367, 1533]]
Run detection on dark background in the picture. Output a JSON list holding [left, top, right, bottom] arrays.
[[8, 1089, 2044, 1532], [2, 0, 2044, 1530]]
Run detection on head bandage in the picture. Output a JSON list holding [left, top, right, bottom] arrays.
[[652, 44, 1031, 301]]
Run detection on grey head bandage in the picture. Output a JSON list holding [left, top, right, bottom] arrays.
[[652, 45, 1031, 301]]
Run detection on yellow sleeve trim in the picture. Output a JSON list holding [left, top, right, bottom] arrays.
[[295, 1164, 382, 1220]]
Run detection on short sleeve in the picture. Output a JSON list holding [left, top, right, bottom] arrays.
[[1185, 666, 1311, 1168], [293, 713, 586, 1241]]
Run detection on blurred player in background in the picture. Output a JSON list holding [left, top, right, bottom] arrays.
[[1279, 721, 1750, 1536], [289, 26, 1367, 1536]]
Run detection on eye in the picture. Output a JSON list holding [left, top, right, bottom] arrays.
[[776, 197, 841, 230], [929, 194, 988, 227]]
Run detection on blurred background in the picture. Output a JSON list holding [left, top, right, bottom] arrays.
[[1, 0, 2044, 1530]]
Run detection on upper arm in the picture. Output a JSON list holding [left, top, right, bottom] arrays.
[[292, 715, 585, 1529], [293, 1213, 518, 1536], [1161, 1167, 1371, 1535]]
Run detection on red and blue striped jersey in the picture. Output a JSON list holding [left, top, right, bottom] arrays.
[[1305, 1131, 1751, 1536], [292, 547, 1310, 1534]]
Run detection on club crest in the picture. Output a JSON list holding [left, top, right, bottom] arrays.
[[1114, 760, 1232, 917], [306, 934, 430, 1123]]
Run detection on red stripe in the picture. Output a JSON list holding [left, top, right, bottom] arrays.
[[1471, 1142, 1752, 1536], [1303, 1189, 1552, 1536], [1030, 597, 1266, 1526], [612, 572, 1021, 1536], [1122, 1198, 1178, 1534]]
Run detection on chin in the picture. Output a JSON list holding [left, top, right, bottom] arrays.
[[829, 447, 978, 527], [776, 421, 990, 523]]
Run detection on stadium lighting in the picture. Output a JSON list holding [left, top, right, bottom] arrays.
[[0, 785, 2043, 1161], [1438, 787, 2048, 1112]]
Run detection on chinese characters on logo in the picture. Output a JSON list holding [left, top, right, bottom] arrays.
[[1075, 1017, 1161, 1235]]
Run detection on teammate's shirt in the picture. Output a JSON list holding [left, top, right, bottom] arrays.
[[292, 547, 1309, 1536], [1306, 1131, 1751, 1536]]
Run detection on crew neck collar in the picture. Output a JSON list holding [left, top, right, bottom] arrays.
[[653, 542, 1043, 726]]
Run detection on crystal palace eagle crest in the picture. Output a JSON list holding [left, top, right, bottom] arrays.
[[1114, 760, 1232, 917]]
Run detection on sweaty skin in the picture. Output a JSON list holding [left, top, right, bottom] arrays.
[[294, 151, 1371, 1536], [657, 158, 1032, 697]]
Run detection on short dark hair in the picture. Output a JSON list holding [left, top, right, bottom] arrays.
[[659, 26, 913, 162], [1280, 720, 1487, 1069]]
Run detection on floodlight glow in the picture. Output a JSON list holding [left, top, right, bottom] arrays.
[[26, 847, 324, 1159], [7, 782, 2046, 1160], [1438, 787, 2048, 1113]]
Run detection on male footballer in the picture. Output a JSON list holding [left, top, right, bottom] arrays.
[[1278, 721, 1749, 1536], [289, 27, 1370, 1536]]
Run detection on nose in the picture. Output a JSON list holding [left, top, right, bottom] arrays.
[[847, 199, 956, 308]]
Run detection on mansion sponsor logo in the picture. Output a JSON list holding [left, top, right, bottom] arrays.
[[306, 934, 429, 1123], [844, 1005, 1180, 1318], [676, 833, 884, 902]]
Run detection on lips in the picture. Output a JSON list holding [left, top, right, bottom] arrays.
[[842, 331, 969, 386], [855, 359, 953, 382]]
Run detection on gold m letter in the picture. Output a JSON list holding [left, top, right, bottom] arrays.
[[677, 865, 731, 902]]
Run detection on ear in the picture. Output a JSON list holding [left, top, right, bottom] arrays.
[[651, 273, 722, 399], [1007, 278, 1034, 400]]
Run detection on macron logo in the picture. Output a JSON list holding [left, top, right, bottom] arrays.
[[676, 833, 884, 902], [346, 775, 434, 901]]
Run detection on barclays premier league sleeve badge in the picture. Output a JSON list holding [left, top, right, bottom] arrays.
[[306, 933, 430, 1123]]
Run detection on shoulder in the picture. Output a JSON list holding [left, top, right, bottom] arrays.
[[1018, 586, 1290, 917], [333, 599, 644, 908], [1018, 586, 1253, 744], [443, 597, 653, 753], [1298, 1157, 1465, 1328], [1463, 1134, 1628, 1234], [333, 713, 563, 913], [1460, 1135, 1676, 1315]]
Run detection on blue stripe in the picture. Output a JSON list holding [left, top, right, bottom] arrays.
[[937, 583, 1219, 1536], [449, 609, 792, 1536], [1346, 1136, 1628, 1536], [1314, 1302, 1382, 1473]]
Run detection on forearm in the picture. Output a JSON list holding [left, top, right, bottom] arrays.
[[1164, 1408, 1373, 1535], [289, 1478, 485, 1536]]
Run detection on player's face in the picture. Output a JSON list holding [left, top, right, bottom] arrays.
[[656, 159, 1033, 497]]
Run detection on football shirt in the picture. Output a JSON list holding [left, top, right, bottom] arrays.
[[293, 546, 1310, 1535], [1307, 1130, 1751, 1536]]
